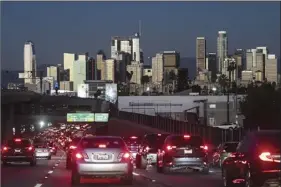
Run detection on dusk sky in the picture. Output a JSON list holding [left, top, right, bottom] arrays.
[[1, 2, 280, 70]]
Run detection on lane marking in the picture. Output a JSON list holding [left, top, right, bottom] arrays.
[[34, 184, 42, 187], [48, 170, 53, 174]]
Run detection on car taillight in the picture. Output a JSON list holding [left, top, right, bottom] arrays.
[[259, 152, 280, 163], [98, 144, 106, 148], [118, 152, 131, 162], [2, 146, 9, 151], [166, 145, 177, 151], [130, 136, 137, 139], [200, 145, 208, 151], [69, 145, 77, 149], [75, 152, 88, 159], [27, 146, 33, 151], [14, 138, 21, 142], [183, 135, 190, 138]]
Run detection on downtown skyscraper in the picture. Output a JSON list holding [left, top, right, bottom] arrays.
[[217, 31, 228, 74]]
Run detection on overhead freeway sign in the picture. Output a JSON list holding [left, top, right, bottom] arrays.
[[66, 113, 109, 122]]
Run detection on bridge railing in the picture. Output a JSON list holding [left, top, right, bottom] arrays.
[[114, 110, 244, 145]]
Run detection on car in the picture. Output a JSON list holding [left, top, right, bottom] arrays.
[[1, 138, 37, 166], [66, 137, 81, 169], [156, 134, 209, 174], [222, 130, 281, 187], [135, 133, 170, 169], [48, 142, 57, 155], [212, 141, 239, 167], [123, 136, 141, 162], [34, 143, 51, 160], [71, 136, 133, 185]]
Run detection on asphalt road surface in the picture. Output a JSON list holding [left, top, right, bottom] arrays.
[[1, 118, 223, 187]]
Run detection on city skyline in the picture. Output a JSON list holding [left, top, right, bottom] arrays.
[[1, 2, 280, 70]]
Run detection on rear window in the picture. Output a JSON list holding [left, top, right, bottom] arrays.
[[145, 134, 169, 147], [224, 143, 238, 152], [123, 137, 141, 145], [168, 136, 203, 147], [7, 139, 30, 147], [80, 138, 126, 149]]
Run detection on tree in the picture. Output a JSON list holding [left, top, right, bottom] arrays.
[[240, 82, 281, 130], [125, 71, 133, 93], [218, 74, 228, 93]]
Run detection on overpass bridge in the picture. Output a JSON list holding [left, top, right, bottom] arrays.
[[1, 90, 113, 140]]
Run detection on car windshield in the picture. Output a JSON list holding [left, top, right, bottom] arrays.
[[168, 136, 203, 147], [223, 142, 238, 152], [80, 137, 126, 149]]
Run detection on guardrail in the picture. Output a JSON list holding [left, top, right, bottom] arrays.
[[113, 110, 244, 145]]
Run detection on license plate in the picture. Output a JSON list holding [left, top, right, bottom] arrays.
[[97, 154, 109, 160], [184, 149, 192, 154], [15, 149, 21, 153]]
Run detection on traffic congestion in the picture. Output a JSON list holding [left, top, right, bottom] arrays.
[[1, 119, 281, 187]]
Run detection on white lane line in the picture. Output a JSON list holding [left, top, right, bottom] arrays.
[[34, 184, 42, 187], [48, 170, 53, 174]]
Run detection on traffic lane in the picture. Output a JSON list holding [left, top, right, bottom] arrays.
[[1, 159, 58, 187], [42, 160, 166, 187], [109, 118, 166, 137], [134, 166, 223, 187]]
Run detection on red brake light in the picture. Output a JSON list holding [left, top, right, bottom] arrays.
[[118, 152, 131, 162], [75, 152, 89, 159], [69, 145, 77, 149], [14, 138, 21, 142], [2, 147, 8, 151], [184, 135, 190, 138], [200, 145, 208, 150], [123, 152, 130, 158], [130, 136, 137, 139], [28, 146, 33, 151], [166, 145, 177, 150], [158, 134, 162, 136], [76, 153, 83, 159], [99, 144, 106, 148]]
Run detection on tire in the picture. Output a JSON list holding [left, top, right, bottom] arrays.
[[162, 166, 171, 174], [48, 156, 51, 160], [122, 174, 133, 185], [202, 166, 209, 174], [66, 160, 71, 170], [135, 155, 141, 169], [71, 172, 80, 185], [156, 163, 163, 173]]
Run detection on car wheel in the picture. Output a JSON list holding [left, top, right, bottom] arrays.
[[48, 156, 51, 160], [202, 166, 209, 174], [66, 160, 71, 170], [156, 162, 163, 173], [163, 166, 171, 174], [71, 172, 80, 185], [135, 155, 141, 169], [30, 159, 36, 166]]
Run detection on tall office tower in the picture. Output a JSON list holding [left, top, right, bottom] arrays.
[[246, 47, 267, 81], [73, 57, 87, 92], [20, 41, 37, 84], [206, 53, 217, 81], [265, 54, 278, 83], [126, 61, 143, 84], [152, 53, 164, 84], [115, 52, 128, 83], [233, 49, 244, 79], [63, 53, 77, 82], [47, 66, 58, 89], [86, 58, 96, 80], [101, 59, 116, 82], [196, 37, 206, 73], [217, 31, 228, 73], [162, 51, 180, 83], [96, 50, 106, 71], [111, 36, 132, 59], [132, 33, 141, 62]]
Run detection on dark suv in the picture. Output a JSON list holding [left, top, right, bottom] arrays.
[[1, 138, 36, 166], [136, 133, 170, 169], [222, 130, 281, 187], [156, 134, 209, 173]]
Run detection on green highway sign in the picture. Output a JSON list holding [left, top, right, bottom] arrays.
[[95, 113, 109, 122], [67, 113, 95, 122]]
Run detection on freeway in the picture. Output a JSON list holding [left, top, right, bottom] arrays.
[[2, 118, 223, 187]]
